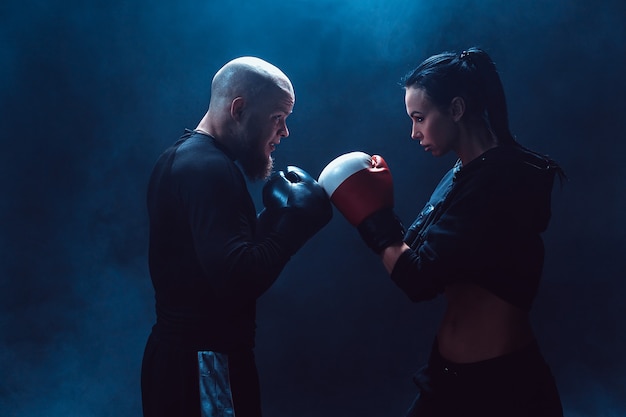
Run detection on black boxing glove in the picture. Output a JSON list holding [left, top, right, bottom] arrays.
[[257, 166, 333, 255]]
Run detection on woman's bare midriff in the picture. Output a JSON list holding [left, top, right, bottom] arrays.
[[436, 282, 535, 363]]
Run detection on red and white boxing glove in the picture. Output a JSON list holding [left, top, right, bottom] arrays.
[[318, 151, 393, 225], [319, 151, 405, 253]]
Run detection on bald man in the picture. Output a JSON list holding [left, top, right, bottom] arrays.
[[141, 57, 332, 417]]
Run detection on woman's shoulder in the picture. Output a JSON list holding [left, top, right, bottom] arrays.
[[457, 145, 560, 185]]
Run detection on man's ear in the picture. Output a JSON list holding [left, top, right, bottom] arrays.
[[449, 96, 465, 122], [230, 97, 245, 121]]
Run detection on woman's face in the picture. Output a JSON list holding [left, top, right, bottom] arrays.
[[405, 87, 458, 158]]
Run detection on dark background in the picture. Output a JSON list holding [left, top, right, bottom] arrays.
[[2, 0, 625, 416]]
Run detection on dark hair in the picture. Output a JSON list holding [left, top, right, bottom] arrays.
[[402, 47, 516, 146], [404, 48, 567, 184]]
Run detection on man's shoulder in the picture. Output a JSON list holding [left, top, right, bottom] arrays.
[[174, 134, 234, 172]]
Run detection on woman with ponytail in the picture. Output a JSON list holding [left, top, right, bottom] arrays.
[[380, 48, 564, 416], [319, 48, 563, 417], [321, 46, 564, 416]]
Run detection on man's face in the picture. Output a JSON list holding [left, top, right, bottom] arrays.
[[236, 86, 295, 181]]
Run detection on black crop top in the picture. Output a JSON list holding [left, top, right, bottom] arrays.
[[390, 145, 561, 311]]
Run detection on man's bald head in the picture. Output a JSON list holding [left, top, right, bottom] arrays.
[[196, 57, 295, 181], [208, 57, 294, 112]]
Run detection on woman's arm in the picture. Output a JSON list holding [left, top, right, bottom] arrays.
[[381, 242, 411, 274]]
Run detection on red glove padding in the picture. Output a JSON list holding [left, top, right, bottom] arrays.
[[319, 152, 404, 253], [318, 151, 394, 226]]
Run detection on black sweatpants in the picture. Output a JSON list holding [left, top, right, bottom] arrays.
[[405, 339, 563, 417], [141, 330, 262, 417]]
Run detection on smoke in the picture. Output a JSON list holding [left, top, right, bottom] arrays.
[[2, 0, 625, 415]]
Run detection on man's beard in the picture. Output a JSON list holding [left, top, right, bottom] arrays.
[[235, 134, 274, 181], [240, 152, 274, 181]]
